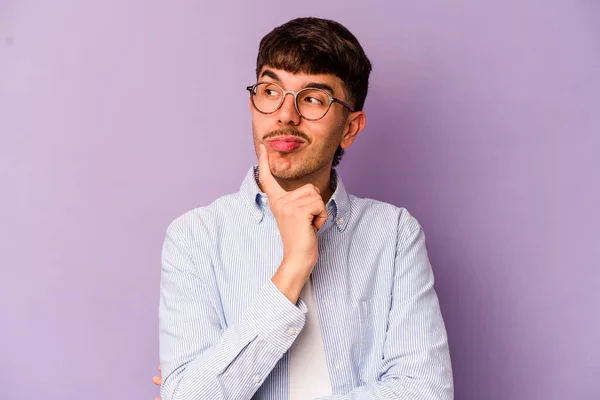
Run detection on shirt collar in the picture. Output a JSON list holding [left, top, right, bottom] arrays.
[[240, 165, 350, 232]]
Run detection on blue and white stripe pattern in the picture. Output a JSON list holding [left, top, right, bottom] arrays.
[[159, 166, 453, 400]]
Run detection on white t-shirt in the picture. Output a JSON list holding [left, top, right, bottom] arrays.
[[288, 276, 332, 399]]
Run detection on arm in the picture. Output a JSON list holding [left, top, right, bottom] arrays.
[[159, 215, 307, 400], [316, 215, 454, 399]]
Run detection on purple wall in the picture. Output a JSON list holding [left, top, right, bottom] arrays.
[[1, 1, 599, 399]]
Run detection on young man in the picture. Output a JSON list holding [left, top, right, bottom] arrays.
[[155, 17, 453, 400]]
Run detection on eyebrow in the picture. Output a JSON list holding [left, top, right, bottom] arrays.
[[260, 69, 336, 95], [260, 69, 280, 81]]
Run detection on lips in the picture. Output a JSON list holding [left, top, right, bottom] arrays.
[[266, 136, 305, 153]]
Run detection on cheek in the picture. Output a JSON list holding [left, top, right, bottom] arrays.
[[251, 113, 269, 134], [252, 111, 283, 132], [308, 126, 342, 151], [317, 116, 345, 139]]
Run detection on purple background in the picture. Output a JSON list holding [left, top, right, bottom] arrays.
[[1, 1, 599, 399]]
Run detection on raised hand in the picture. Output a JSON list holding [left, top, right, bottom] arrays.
[[258, 144, 328, 303]]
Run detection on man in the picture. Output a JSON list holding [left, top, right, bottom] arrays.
[[155, 17, 453, 400]]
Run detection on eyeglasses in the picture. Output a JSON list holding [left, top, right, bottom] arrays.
[[246, 82, 355, 121]]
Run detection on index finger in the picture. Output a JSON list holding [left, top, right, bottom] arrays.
[[258, 144, 286, 199]]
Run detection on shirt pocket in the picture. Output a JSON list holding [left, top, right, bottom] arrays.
[[358, 296, 390, 384]]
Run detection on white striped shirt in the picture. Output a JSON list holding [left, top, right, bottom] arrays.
[[159, 166, 454, 400]]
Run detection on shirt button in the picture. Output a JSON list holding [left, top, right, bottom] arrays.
[[335, 363, 341, 370], [276, 230, 281, 236], [253, 375, 261, 383], [287, 327, 296, 335], [261, 197, 268, 204], [255, 211, 262, 217], [337, 217, 345, 225]]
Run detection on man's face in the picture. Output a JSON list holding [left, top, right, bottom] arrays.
[[251, 67, 351, 181]]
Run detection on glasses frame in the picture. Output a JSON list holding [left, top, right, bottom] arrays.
[[246, 82, 355, 121]]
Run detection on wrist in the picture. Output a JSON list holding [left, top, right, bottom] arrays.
[[271, 259, 312, 304]]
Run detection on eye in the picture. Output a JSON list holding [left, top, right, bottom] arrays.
[[304, 96, 324, 105], [265, 89, 279, 97]]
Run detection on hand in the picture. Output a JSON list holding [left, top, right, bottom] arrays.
[[258, 144, 328, 302], [152, 366, 162, 400]]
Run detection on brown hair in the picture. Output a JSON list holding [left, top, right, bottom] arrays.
[[256, 17, 372, 166]]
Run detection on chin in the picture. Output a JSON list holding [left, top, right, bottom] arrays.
[[272, 158, 326, 181], [271, 163, 299, 180]]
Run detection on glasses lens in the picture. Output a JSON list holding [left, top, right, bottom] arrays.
[[252, 83, 283, 113], [297, 89, 330, 120]]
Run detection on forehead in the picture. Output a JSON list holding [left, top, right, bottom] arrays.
[[258, 67, 343, 93]]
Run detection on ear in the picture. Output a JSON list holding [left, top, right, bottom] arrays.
[[340, 111, 366, 149]]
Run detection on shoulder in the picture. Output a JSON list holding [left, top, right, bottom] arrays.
[[349, 194, 423, 241], [164, 191, 243, 242]]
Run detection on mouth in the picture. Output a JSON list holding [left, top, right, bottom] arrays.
[[265, 135, 306, 153]]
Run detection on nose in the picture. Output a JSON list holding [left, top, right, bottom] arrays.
[[277, 92, 301, 126]]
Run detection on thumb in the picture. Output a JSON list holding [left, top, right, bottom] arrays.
[[313, 207, 329, 230]]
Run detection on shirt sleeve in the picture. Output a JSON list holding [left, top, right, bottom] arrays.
[[314, 212, 454, 400], [159, 214, 307, 400]]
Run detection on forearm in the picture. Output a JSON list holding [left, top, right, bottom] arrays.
[[314, 369, 453, 400], [160, 280, 307, 400]]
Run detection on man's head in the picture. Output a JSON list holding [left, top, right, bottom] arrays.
[[250, 17, 371, 181]]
